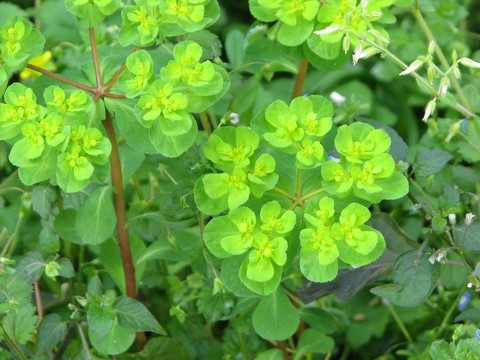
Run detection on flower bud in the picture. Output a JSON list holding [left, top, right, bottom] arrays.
[[445, 120, 462, 142], [459, 58, 480, 69], [422, 98, 436, 122], [452, 49, 458, 63], [438, 76, 450, 97], [342, 35, 351, 54], [314, 24, 343, 36], [399, 59, 424, 76], [448, 213, 456, 226], [368, 29, 389, 44], [427, 64, 435, 83], [428, 41, 435, 55], [466, 213, 476, 226]]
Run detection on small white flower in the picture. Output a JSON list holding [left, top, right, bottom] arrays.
[[449, 213, 456, 226], [422, 98, 436, 122], [428, 255, 436, 265], [399, 59, 424, 76], [466, 213, 476, 226], [439, 76, 450, 97], [353, 47, 377, 65], [229, 112, 240, 125], [314, 25, 343, 36], [459, 58, 480, 69], [330, 91, 346, 106]]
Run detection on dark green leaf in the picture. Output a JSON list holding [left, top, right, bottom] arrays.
[[112, 296, 166, 334], [293, 329, 334, 360], [414, 148, 453, 177], [36, 314, 67, 355], [88, 304, 116, 343]]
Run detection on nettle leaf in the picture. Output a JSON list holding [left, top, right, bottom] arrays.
[[88, 317, 135, 355], [293, 329, 335, 360], [252, 288, 300, 340], [1, 303, 37, 344], [113, 296, 166, 334], [414, 148, 453, 177], [88, 304, 116, 344], [75, 186, 117, 245], [371, 250, 440, 307], [36, 314, 67, 355]]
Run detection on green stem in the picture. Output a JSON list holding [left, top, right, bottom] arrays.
[[5, 213, 23, 257], [77, 324, 93, 360], [273, 187, 297, 201], [77, 245, 84, 295], [132, 173, 145, 201], [198, 211, 219, 278], [292, 59, 309, 100], [34, 0, 42, 30], [346, 30, 476, 119], [386, 302, 420, 355], [434, 284, 468, 338], [295, 169, 302, 197], [410, 7, 472, 115], [236, 328, 250, 360], [200, 111, 212, 135], [458, 131, 480, 154], [301, 188, 325, 201], [0, 170, 18, 191], [0, 322, 27, 360]]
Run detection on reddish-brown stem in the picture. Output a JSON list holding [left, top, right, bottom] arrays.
[[277, 341, 289, 360], [26, 64, 126, 101], [34, 281, 43, 326], [89, 28, 103, 88], [102, 109, 147, 349], [27, 64, 96, 92], [292, 59, 309, 100], [103, 46, 141, 93]]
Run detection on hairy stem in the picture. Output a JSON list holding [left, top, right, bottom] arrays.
[[411, 7, 472, 114], [346, 30, 476, 119], [292, 59, 309, 100], [34, 281, 43, 325], [89, 28, 103, 88], [386, 302, 420, 355], [102, 109, 147, 348]]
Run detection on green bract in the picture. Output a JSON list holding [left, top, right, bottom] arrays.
[[56, 125, 111, 192], [66, 0, 121, 27], [250, 0, 319, 46], [161, 42, 224, 102], [252, 95, 333, 169], [300, 200, 385, 282], [44, 86, 93, 125], [119, 3, 159, 47], [118, 51, 154, 98], [158, 0, 220, 35], [202, 169, 250, 210], [0, 17, 45, 70], [203, 200, 295, 295], [135, 79, 191, 135], [0, 83, 46, 141], [203, 126, 259, 173], [335, 122, 391, 163]]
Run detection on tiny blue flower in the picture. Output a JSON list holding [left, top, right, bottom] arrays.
[[459, 291, 471, 311], [462, 119, 467, 133], [476, 329, 480, 340]]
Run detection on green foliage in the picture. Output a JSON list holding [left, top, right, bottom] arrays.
[[1, 0, 480, 358]]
